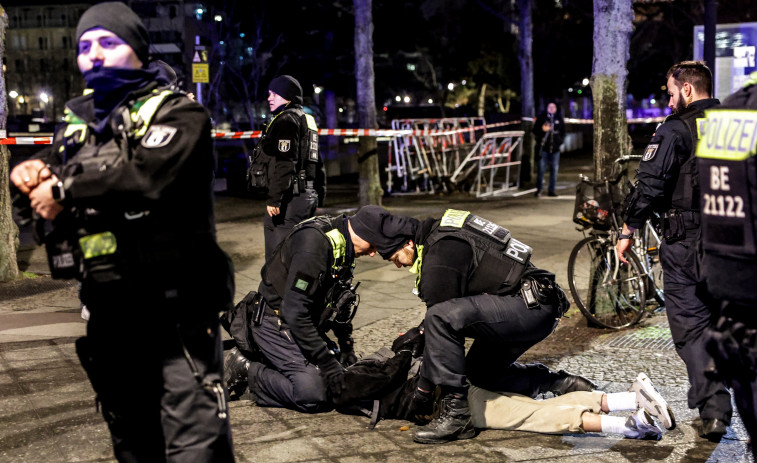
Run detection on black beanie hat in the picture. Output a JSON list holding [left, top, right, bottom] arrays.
[[76, 2, 150, 65], [269, 75, 303, 105], [349, 206, 420, 259]]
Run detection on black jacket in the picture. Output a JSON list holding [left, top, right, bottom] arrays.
[[622, 98, 719, 229], [36, 79, 234, 310], [258, 216, 355, 364], [533, 111, 566, 153]]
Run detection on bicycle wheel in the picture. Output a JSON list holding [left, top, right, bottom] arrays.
[[567, 236, 647, 329], [640, 224, 665, 309]]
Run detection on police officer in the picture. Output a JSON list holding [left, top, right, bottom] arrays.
[[696, 71, 757, 455], [254, 75, 326, 260], [10, 3, 235, 461], [238, 208, 385, 412], [616, 60, 732, 440], [357, 207, 598, 444]]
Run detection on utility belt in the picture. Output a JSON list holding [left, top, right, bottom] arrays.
[[251, 294, 278, 326], [292, 169, 315, 195], [519, 276, 569, 316], [659, 209, 700, 243]]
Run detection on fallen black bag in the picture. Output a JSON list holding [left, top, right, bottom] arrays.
[[220, 290, 259, 358]]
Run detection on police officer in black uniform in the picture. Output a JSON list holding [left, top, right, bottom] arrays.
[[10, 3, 235, 461], [616, 61, 732, 440], [356, 207, 593, 444], [697, 71, 757, 455], [255, 75, 326, 260], [239, 208, 390, 412]]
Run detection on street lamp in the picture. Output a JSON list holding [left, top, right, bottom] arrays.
[[447, 82, 455, 91], [403, 96, 410, 103], [40, 92, 49, 104], [214, 14, 222, 22], [314, 86, 323, 94], [582, 78, 590, 86], [9, 90, 18, 99]]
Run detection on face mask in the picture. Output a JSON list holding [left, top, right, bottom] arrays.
[[82, 66, 157, 128]]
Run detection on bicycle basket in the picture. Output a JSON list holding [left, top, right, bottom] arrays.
[[572, 178, 622, 230]]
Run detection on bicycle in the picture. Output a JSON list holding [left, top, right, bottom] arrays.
[[567, 155, 664, 329]]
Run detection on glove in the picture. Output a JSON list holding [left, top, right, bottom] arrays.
[[409, 387, 434, 424], [339, 348, 358, 367], [318, 355, 346, 397]]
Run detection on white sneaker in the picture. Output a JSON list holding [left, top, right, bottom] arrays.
[[629, 372, 676, 430], [625, 409, 664, 440]]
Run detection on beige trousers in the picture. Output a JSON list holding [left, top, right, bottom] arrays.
[[468, 386, 605, 434]]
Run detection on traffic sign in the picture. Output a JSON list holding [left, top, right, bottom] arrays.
[[192, 63, 209, 83]]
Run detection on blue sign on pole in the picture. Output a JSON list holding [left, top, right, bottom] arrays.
[[694, 22, 757, 100]]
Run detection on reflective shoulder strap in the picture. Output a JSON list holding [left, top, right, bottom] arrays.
[[131, 90, 175, 137], [324, 228, 346, 271]]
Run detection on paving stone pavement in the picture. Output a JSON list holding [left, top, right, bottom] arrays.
[[1, 152, 753, 462]]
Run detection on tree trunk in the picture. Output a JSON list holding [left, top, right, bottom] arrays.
[[477, 83, 487, 117], [592, 0, 633, 180], [0, 6, 19, 282], [517, 0, 535, 187], [354, 0, 382, 206]]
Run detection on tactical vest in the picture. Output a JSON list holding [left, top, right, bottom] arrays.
[[263, 215, 351, 300], [696, 102, 757, 303], [416, 209, 532, 299], [670, 106, 707, 211], [47, 89, 181, 281]]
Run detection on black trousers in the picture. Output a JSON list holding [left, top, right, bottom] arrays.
[[249, 312, 329, 412], [660, 231, 732, 423], [420, 292, 560, 396], [80, 284, 234, 463], [706, 306, 757, 458], [263, 188, 318, 261]]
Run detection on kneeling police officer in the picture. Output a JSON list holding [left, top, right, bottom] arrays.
[[351, 207, 595, 444]]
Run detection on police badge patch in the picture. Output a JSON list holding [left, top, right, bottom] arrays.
[[141, 125, 178, 148], [642, 143, 659, 161], [278, 140, 291, 152]]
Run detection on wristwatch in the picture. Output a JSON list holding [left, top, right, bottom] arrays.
[[51, 180, 65, 202], [618, 232, 634, 240]]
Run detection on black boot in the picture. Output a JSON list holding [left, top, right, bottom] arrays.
[[413, 391, 476, 444], [223, 347, 251, 397], [542, 369, 597, 396]]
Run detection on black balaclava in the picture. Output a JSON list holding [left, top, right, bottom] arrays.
[[349, 206, 420, 258], [269, 75, 303, 108]]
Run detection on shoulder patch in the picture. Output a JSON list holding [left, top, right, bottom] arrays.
[[291, 271, 316, 295], [278, 140, 291, 152], [141, 125, 177, 148], [642, 143, 659, 162]]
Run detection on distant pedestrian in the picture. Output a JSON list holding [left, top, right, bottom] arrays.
[[248, 75, 326, 260], [10, 3, 236, 461], [533, 101, 566, 197]]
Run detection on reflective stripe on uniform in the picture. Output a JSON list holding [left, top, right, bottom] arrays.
[[439, 209, 470, 228], [79, 232, 118, 259], [697, 109, 757, 161], [132, 90, 174, 137], [304, 113, 318, 131], [324, 228, 346, 271]]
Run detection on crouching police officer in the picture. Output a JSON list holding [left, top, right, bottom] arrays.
[[225, 208, 387, 412], [352, 207, 596, 444], [616, 61, 732, 440], [10, 3, 235, 461], [697, 72, 757, 457]]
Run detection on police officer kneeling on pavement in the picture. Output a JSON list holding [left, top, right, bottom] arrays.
[[696, 71, 757, 457], [352, 207, 595, 444], [616, 60, 733, 440], [223, 208, 387, 412], [10, 3, 236, 461]]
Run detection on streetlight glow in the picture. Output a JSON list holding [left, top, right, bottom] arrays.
[[403, 96, 410, 103], [582, 78, 590, 86], [214, 14, 222, 22], [40, 92, 49, 103], [9, 90, 18, 99], [395, 95, 401, 102], [447, 82, 455, 91], [314, 86, 323, 94], [427, 98, 433, 104]]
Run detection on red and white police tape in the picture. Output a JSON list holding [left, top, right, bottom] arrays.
[[0, 117, 664, 145]]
